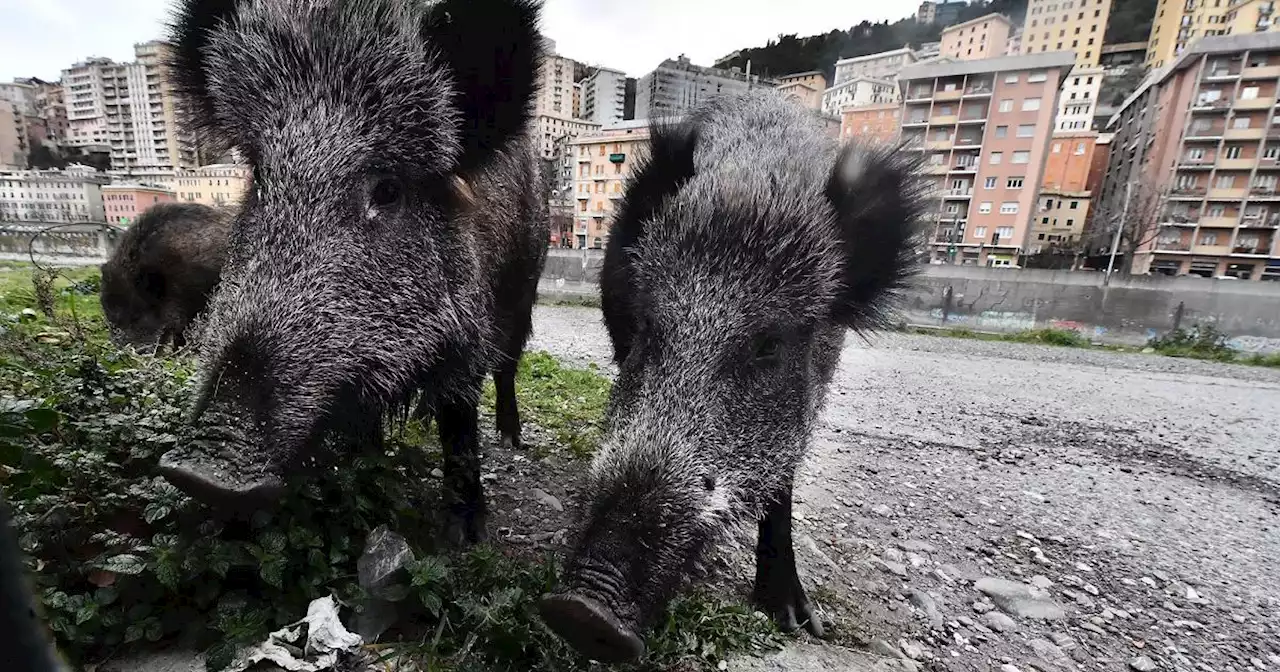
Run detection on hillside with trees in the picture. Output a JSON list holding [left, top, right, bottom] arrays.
[[716, 0, 1158, 82]]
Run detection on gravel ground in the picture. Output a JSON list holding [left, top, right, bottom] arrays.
[[513, 305, 1280, 672]]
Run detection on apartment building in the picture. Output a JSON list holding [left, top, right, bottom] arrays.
[[1144, 0, 1280, 68], [776, 71, 828, 110], [582, 67, 628, 124], [28, 79, 68, 143], [568, 120, 658, 249], [101, 183, 176, 224], [0, 168, 108, 223], [1029, 131, 1104, 252], [535, 40, 579, 120], [534, 115, 601, 160], [919, 1, 938, 23], [821, 76, 899, 116], [841, 103, 902, 143], [62, 57, 115, 148], [635, 56, 773, 120], [898, 51, 1077, 266], [1056, 65, 1105, 130], [834, 48, 918, 85], [0, 102, 26, 170], [918, 1, 966, 25], [102, 41, 197, 171], [1103, 32, 1280, 280], [941, 14, 1015, 61], [1022, 0, 1112, 67], [1007, 29, 1024, 56]]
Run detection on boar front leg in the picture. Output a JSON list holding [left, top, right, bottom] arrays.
[[437, 394, 488, 547], [753, 484, 824, 637]]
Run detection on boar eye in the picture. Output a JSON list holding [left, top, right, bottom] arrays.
[[753, 335, 783, 362], [368, 177, 401, 208], [702, 473, 717, 491]]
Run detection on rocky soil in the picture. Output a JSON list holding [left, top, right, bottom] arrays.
[[481, 305, 1280, 672]]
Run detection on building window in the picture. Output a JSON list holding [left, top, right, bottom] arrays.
[[1012, 151, 1030, 164], [973, 226, 988, 238], [1007, 177, 1024, 188], [995, 125, 1008, 138], [1075, 142, 1086, 155], [1028, 71, 1048, 82], [990, 152, 1003, 164], [985, 177, 998, 189], [1017, 124, 1036, 137], [979, 202, 993, 214], [1022, 98, 1042, 111], [1000, 202, 1018, 214], [1004, 74, 1018, 84], [998, 99, 1013, 112], [1217, 175, 1236, 188], [1052, 142, 1061, 153], [1226, 146, 1242, 159], [996, 226, 1013, 239]]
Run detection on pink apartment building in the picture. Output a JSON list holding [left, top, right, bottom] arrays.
[[898, 51, 1076, 266]]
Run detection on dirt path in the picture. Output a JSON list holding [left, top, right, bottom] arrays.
[[514, 305, 1280, 672]]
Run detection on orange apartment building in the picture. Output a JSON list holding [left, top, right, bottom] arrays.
[[1028, 131, 1106, 253], [841, 103, 902, 143], [776, 71, 827, 111], [1103, 32, 1280, 280], [100, 183, 176, 225], [898, 51, 1077, 266], [940, 13, 1014, 61], [569, 120, 653, 249]]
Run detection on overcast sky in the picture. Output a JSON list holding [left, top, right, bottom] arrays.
[[1, 0, 920, 82]]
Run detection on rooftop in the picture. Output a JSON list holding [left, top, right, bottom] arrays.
[[835, 46, 915, 67], [824, 76, 898, 94], [898, 50, 1076, 81], [778, 70, 825, 80], [940, 12, 1014, 34], [1101, 42, 1148, 55]]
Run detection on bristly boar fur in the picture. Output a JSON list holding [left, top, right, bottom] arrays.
[[99, 202, 232, 351], [157, 0, 550, 546], [539, 91, 925, 663]]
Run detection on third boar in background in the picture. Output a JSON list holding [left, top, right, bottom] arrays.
[[540, 91, 923, 662]]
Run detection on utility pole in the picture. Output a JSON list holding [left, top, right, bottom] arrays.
[[1103, 180, 1133, 287]]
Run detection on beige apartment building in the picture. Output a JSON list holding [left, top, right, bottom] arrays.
[[534, 115, 601, 161], [0, 101, 26, 170], [821, 76, 899, 116], [568, 120, 655, 249], [1144, 0, 1280, 68], [1103, 32, 1280, 280], [0, 168, 108, 223], [62, 57, 115, 148], [899, 51, 1076, 266], [941, 14, 1014, 61], [1022, 0, 1112, 66], [102, 41, 197, 171], [776, 71, 828, 110], [116, 163, 251, 209]]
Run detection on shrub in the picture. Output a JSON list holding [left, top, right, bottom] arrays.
[[1007, 328, 1088, 347], [1147, 324, 1236, 361]]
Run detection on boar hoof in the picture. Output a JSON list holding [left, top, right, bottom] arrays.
[[499, 433, 522, 451], [538, 593, 645, 663], [158, 449, 285, 509], [441, 509, 489, 548], [754, 576, 825, 638]]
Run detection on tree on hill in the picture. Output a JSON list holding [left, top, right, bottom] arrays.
[[1105, 0, 1157, 45], [716, 0, 1028, 82]]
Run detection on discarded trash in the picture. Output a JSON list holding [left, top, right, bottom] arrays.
[[224, 595, 363, 672]]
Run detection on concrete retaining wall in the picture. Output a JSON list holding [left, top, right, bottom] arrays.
[[540, 250, 1280, 353], [0, 224, 117, 261]]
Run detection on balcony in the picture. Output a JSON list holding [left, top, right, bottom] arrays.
[[1179, 159, 1215, 169], [1249, 185, 1280, 198], [935, 89, 964, 101], [1191, 98, 1230, 111], [1225, 127, 1265, 140], [954, 136, 982, 147], [1232, 245, 1270, 255], [902, 117, 929, 127], [1155, 240, 1192, 252], [1240, 214, 1280, 228], [931, 114, 959, 125], [964, 84, 993, 97], [1186, 125, 1225, 140], [1203, 68, 1241, 81], [1218, 157, 1258, 170], [1192, 244, 1233, 255], [1170, 185, 1207, 198], [958, 115, 987, 125], [1235, 97, 1274, 110], [924, 163, 950, 175], [951, 163, 978, 173], [1242, 64, 1280, 80], [1208, 187, 1248, 199], [906, 90, 933, 102], [942, 188, 973, 199], [926, 138, 954, 150], [1199, 216, 1239, 227]]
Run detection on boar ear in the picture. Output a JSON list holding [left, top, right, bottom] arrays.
[[824, 140, 926, 331], [423, 0, 543, 173], [167, 0, 240, 148], [601, 121, 699, 364]]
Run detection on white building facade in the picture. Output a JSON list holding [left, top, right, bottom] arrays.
[[1055, 66, 1104, 131], [834, 47, 918, 85], [821, 77, 900, 116], [62, 57, 115, 148], [636, 56, 773, 119], [0, 168, 108, 223], [582, 67, 628, 125]]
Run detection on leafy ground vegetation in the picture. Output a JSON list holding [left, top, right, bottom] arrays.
[[906, 324, 1280, 367], [0, 262, 781, 672]]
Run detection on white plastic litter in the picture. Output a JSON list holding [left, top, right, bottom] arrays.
[[225, 595, 364, 672]]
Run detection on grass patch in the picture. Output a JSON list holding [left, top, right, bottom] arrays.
[[1243, 352, 1280, 368], [1146, 325, 1237, 362], [1003, 327, 1089, 348], [0, 264, 770, 671], [536, 293, 602, 309], [481, 351, 611, 459]]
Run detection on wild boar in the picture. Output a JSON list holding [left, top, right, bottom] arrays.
[[157, 0, 549, 546], [99, 202, 232, 351], [540, 92, 923, 661]]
